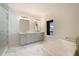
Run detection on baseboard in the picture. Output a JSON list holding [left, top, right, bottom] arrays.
[[2, 46, 8, 56]]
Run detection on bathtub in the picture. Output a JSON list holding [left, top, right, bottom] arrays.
[[19, 32, 44, 45], [45, 36, 77, 56]]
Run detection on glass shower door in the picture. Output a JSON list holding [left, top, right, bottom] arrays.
[[0, 6, 8, 55]]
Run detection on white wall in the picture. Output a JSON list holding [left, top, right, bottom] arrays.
[[40, 4, 79, 43], [75, 6, 79, 37], [8, 9, 19, 47]]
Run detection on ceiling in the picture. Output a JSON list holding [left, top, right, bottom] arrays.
[[7, 3, 78, 17]]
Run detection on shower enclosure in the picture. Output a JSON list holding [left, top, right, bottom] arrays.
[[0, 5, 8, 55]]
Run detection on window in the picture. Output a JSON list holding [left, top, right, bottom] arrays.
[[46, 20, 54, 35]]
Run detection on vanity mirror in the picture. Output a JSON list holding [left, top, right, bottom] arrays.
[[19, 17, 30, 33], [34, 19, 41, 32]]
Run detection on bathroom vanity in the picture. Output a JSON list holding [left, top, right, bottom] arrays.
[[19, 32, 44, 45], [18, 16, 44, 45]]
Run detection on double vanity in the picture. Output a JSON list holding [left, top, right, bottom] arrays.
[[18, 16, 44, 45], [19, 32, 44, 45]]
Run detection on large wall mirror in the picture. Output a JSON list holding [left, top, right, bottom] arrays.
[[19, 19, 30, 33], [34, 19, 41, 32], [46, 20, 54, 35]]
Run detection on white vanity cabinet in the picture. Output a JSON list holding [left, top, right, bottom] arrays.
[[19, 32, 44, 45]]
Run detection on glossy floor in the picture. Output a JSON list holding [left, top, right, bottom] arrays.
[[4, 39, 76, 56]]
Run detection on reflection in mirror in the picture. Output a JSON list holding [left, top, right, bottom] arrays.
[[46, 20, 54, 35], [19, 19, 30, 33], [34, 19, 41, 32]]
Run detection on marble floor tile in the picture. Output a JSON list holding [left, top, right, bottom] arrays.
[[4, 39, 76, 56]]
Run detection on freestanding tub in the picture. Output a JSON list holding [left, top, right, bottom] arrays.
[[19, 32, 44, 45]]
